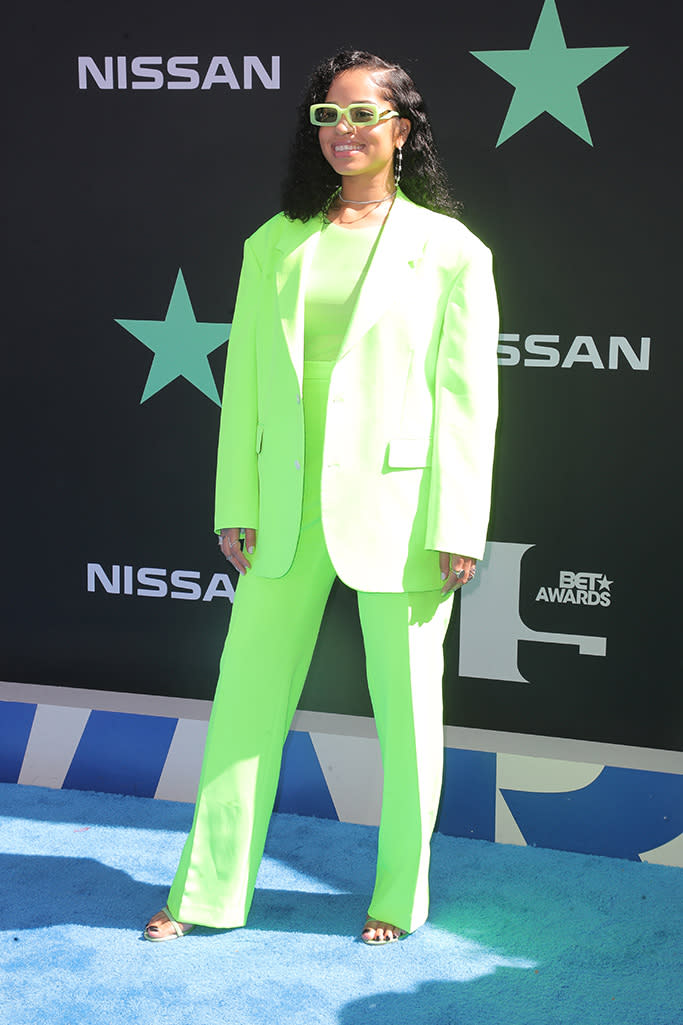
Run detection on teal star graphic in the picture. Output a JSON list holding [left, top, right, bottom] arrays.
[[471, 0, 628, 146], [115, 269, 231, 405]]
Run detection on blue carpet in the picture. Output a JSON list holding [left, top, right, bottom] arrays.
[[0, 783, 680, 1025]]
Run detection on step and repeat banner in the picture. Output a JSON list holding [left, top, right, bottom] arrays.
[[3, 1, 681, 753]]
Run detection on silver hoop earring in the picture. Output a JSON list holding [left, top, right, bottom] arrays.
[[394, 147, 403, 188]]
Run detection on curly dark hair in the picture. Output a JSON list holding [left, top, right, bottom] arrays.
[[281, 50, 459, 221]]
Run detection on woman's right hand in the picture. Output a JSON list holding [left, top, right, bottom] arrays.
[[218, 528, 257, 575]]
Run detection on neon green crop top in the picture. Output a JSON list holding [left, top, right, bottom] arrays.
[[304, 221, 380, 362]]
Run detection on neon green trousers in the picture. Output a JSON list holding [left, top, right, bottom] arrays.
[[167, 363, 453, 934]]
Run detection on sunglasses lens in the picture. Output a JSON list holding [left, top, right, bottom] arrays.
[[349, 106, 377, 125], [313, 105, 338, 125]]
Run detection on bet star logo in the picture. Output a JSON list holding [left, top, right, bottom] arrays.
[[115, 269, 231, 405], [471, 0, 628, 146]]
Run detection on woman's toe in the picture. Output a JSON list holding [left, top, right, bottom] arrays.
[[144, 908, 192, 940], [362, 919, 404, 943]]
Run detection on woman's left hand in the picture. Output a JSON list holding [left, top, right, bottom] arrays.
[[439, 553, 477, 594]]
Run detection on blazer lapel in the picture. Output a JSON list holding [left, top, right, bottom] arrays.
[[275, 216, 323, 391]]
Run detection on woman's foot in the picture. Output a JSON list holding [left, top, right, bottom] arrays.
[[361, 919, 406, 945], [144, 906, 194, 942]]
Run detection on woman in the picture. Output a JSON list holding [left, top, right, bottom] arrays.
[[145, 49, 498, 945]]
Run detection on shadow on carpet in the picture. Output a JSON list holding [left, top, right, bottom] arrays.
[[1, 783, 681, 1025]]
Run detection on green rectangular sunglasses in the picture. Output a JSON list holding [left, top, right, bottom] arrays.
[[309, 103, 399, 127]]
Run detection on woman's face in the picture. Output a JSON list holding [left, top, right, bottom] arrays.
[[317, 67, 410, 185]]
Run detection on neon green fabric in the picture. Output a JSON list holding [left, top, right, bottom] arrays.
[[168, 194, 497, 935], [304, 221, 379, 362], [167, 363, 452, 934], [214, 191, 499, 589]]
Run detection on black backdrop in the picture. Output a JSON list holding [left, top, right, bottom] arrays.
[[3, 1, 681, 751]]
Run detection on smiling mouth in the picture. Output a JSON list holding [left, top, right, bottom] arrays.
[[333, 143, 364, 153]]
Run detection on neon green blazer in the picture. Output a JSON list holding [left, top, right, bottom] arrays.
[[215, 190, 499, 593]]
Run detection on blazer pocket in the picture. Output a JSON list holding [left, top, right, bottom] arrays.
[[256, 424, 264, 453], [387, 437, 431, 469]]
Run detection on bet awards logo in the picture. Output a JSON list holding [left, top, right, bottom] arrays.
[[458, 542, 608, 684], [536, 570, 612, 607]]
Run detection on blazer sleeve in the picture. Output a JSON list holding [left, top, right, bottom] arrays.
[[214, 238, 261, 533], [425, 241, 499, 559]]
